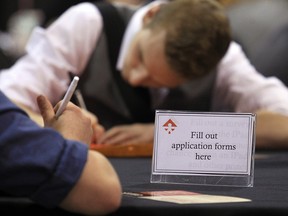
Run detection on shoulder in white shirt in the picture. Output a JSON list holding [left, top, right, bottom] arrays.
[[0, 2, 103, 111], [213, 41, 288, 115]]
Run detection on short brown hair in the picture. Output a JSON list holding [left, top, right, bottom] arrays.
[[147, 0, 231, 79]]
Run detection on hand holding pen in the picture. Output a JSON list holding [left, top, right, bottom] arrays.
[[55, 76, 79, 118], [36, 83, 94, 145], [52, 75, 105, 144]]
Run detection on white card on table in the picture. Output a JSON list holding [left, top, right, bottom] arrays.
[[151, 110, 256, 187]]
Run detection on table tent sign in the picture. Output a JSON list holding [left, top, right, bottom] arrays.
[[151, 110, 256, 187]]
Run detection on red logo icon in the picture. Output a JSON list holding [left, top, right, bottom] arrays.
[[163, 119, 177, 134]]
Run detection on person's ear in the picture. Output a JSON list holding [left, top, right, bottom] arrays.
[[142, 5, 161, 25]]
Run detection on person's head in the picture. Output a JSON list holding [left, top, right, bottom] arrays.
[[122, 0, 231, 88]]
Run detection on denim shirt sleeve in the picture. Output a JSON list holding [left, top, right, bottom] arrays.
[[0, 91, 88, 208]]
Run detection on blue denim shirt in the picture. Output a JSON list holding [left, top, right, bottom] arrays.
[[0, 91, 88, 208]]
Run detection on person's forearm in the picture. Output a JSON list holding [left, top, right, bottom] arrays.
[[255, 110, 288, 149], [60, 151, 122, 215]]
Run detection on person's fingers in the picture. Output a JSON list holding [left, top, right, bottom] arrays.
[[95, 124, 105, 139], [79, 109, 106, 144], [99, 126, 136, 145], [37, 95, 55, 125], [104, 133, 131, 145], [98, 127, 122, 144]]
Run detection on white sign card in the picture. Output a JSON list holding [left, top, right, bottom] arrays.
[[151, 110, 256, 187]]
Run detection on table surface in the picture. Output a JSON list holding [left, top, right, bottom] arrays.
[[1, 150, 288, 216], [108, 151, 288, 216]]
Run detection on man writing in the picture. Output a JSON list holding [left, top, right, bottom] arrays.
[[1, 0, 288, 149]]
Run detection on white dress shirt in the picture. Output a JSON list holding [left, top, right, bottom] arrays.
[[1, 1, 288, 116]]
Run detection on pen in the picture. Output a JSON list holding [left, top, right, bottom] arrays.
[[55, 76, 79, 118], [74, 89, 87, 110]]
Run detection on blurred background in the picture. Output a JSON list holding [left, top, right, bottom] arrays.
[[0, 0, 147, 68]]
